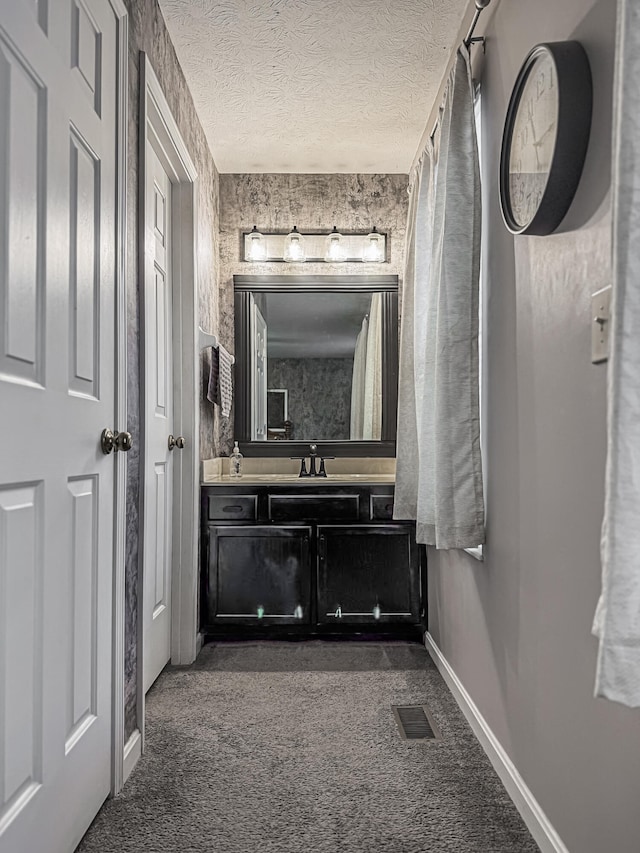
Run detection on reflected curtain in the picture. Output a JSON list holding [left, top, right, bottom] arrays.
[[592, 0, 640, 707], [363, 293, 382, 440], [350, 316, 369, 439], [394, 47, 484, 549]]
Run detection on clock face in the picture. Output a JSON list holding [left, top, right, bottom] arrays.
[[507, 52, 559, 229]]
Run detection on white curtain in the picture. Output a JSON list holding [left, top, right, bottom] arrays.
[[592, 0, 640, 707], [350, 316, 368, 439], [394, 47, 484, 549], [363, 293, 383, 440]]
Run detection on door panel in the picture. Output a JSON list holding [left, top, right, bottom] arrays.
[[143, 143, 173, 693], [69, 129, 100, 397], [0, 1, 119, 851], [0, 482, 43, 826], [66, 476, 98, 751], [153, 462, 167, 613], [0, 36, 46, 386], [71, 0, 101, 113]]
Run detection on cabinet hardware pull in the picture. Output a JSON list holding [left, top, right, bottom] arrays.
[[335, 605, 342, 618], [257, 605, 264, 619], [373, 604, 381, 620], [223, 505, 244, 513]]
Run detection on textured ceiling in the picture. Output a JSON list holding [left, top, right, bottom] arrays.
[[158, 0, 468, 173]]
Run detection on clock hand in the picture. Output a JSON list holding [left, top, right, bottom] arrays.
[[533, 122, 554, 147], [525, 99, 542, 168]]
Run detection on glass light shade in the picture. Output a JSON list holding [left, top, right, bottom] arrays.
[[247, 225, 266, 262], [283, 226, 306, 263], [362, 226, 384, 263], [324, 226, 347, 263]]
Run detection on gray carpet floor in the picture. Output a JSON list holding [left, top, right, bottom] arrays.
[[77, 641, 540, 853]]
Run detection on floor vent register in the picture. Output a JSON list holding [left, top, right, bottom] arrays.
[[392, 704, 442, 741]]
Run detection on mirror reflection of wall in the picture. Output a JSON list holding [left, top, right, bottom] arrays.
[[262, 292, 380, 441]]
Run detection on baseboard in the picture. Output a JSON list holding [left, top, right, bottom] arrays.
[[424, 632, 569, 853], [122, 729, 142, 785]]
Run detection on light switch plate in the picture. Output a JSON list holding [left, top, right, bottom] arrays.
[[591, 286, 612, 364]]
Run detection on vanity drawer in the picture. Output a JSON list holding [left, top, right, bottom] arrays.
[[207, 494, 257, 521], [269, 494, 359, 522], [370, 494, 395, 521]]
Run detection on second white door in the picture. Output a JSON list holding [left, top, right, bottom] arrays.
[[143, 142, 174, 692]]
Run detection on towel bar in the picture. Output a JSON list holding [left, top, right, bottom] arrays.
[[198, 326, 235, 365]]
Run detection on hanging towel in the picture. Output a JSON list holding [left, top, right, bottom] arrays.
[[206, 346, 233, 418], [218, 346, 234, 418], [206, 346, 219, 404]]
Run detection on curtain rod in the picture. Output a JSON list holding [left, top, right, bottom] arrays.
[[464, 0, 491, 49], [408, 0, 492, 171], [425, 0, 491, 147]]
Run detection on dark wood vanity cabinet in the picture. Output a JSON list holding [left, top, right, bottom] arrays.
[[201, 483, 425, 636]]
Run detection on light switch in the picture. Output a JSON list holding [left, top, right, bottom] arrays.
[[591, 286, 612, 364]]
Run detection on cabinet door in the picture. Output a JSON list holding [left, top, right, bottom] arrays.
[[317, 525, 420, 624], [206, 525, 311, 626]]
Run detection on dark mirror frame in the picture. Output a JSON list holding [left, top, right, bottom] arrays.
[[234, 274, 398, 457]]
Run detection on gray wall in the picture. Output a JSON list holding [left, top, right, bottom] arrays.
[[268, 357, 353, 441], [218, 173, 409, 453], [123, 0, 220, 739], [427, 1, 640, 851]]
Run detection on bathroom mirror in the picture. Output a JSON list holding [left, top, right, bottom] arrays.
[[234, 275, 398, 456]]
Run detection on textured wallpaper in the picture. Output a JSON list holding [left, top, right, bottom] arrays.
[[218, 172, 409, 454], [123, 0, 221, 740], [268, 357, 353, 441]]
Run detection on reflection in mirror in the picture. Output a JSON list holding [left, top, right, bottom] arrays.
[[234, 275, 398, 456], [267, 388, 289, 439], [254, 291, 382, 442]]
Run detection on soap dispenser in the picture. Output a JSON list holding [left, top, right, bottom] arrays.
[[230, 441, 243, 478]]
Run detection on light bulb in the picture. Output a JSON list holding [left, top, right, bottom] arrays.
[[324, 226, 346, 263], [247, 225, 266, 261], [362, 226, 384, 263], [283, 226, 306, 263]]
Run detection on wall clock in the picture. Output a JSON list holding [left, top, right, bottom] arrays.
[[499, 41, 592, 236]]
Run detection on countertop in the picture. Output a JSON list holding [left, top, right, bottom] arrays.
[[201, 456, 396, 486], [201, 473, 396, 486]]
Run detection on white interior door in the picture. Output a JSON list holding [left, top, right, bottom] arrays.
[[251, 298, 268, 441], [0, 1, 120, 851], [143, 141, 174, 693]]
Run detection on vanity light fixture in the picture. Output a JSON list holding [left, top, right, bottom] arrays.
[[362, 226, 384, 263], [324, 226, 347, 263], [247, 225, 267, 261], [242, 229, 387, 262], [283, 225, 306, 263]]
